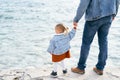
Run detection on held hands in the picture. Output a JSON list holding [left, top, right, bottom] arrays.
[[73, 22, 78, 30], [112, 17, 115, 21]]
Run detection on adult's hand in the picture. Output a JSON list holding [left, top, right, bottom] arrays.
[[73, 22, 78, 27]]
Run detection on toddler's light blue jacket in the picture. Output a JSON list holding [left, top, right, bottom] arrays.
[[74, 0, 119, 22], [47, 29, 76, 55]]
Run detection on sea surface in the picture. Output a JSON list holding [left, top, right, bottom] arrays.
[[0, 0, 120, 69]]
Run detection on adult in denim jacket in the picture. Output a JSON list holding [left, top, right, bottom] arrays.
[[71, 0, 119, 75]]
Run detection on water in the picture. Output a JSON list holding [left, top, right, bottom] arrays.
[[0, 0, 120, 69]]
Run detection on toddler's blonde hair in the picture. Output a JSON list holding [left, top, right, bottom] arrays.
[[55, 23, 69, 35]]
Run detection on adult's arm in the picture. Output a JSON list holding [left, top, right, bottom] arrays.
[[74, 0, 91, 23], [116, 0, 120, 15]]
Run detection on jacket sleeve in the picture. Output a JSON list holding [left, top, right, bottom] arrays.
[[74, 0, 91, 23], [47, 40, 55, 53], [116, 0, 120, 15], [68, 29, 76, 41]]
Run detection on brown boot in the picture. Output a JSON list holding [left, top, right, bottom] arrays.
[[93, 67, 103, 75], [71, 67, 85, 74]]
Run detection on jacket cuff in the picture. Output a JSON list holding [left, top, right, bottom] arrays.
[[73, 17, 79, 23]]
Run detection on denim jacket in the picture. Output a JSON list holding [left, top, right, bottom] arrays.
[[74, 0, 119, 22], [47, 29, 76, 55]]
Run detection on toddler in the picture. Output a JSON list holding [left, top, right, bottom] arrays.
[[47, 23, 76, 77]]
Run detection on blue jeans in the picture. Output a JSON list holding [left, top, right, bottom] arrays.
[[77, 15, 113, 70]]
